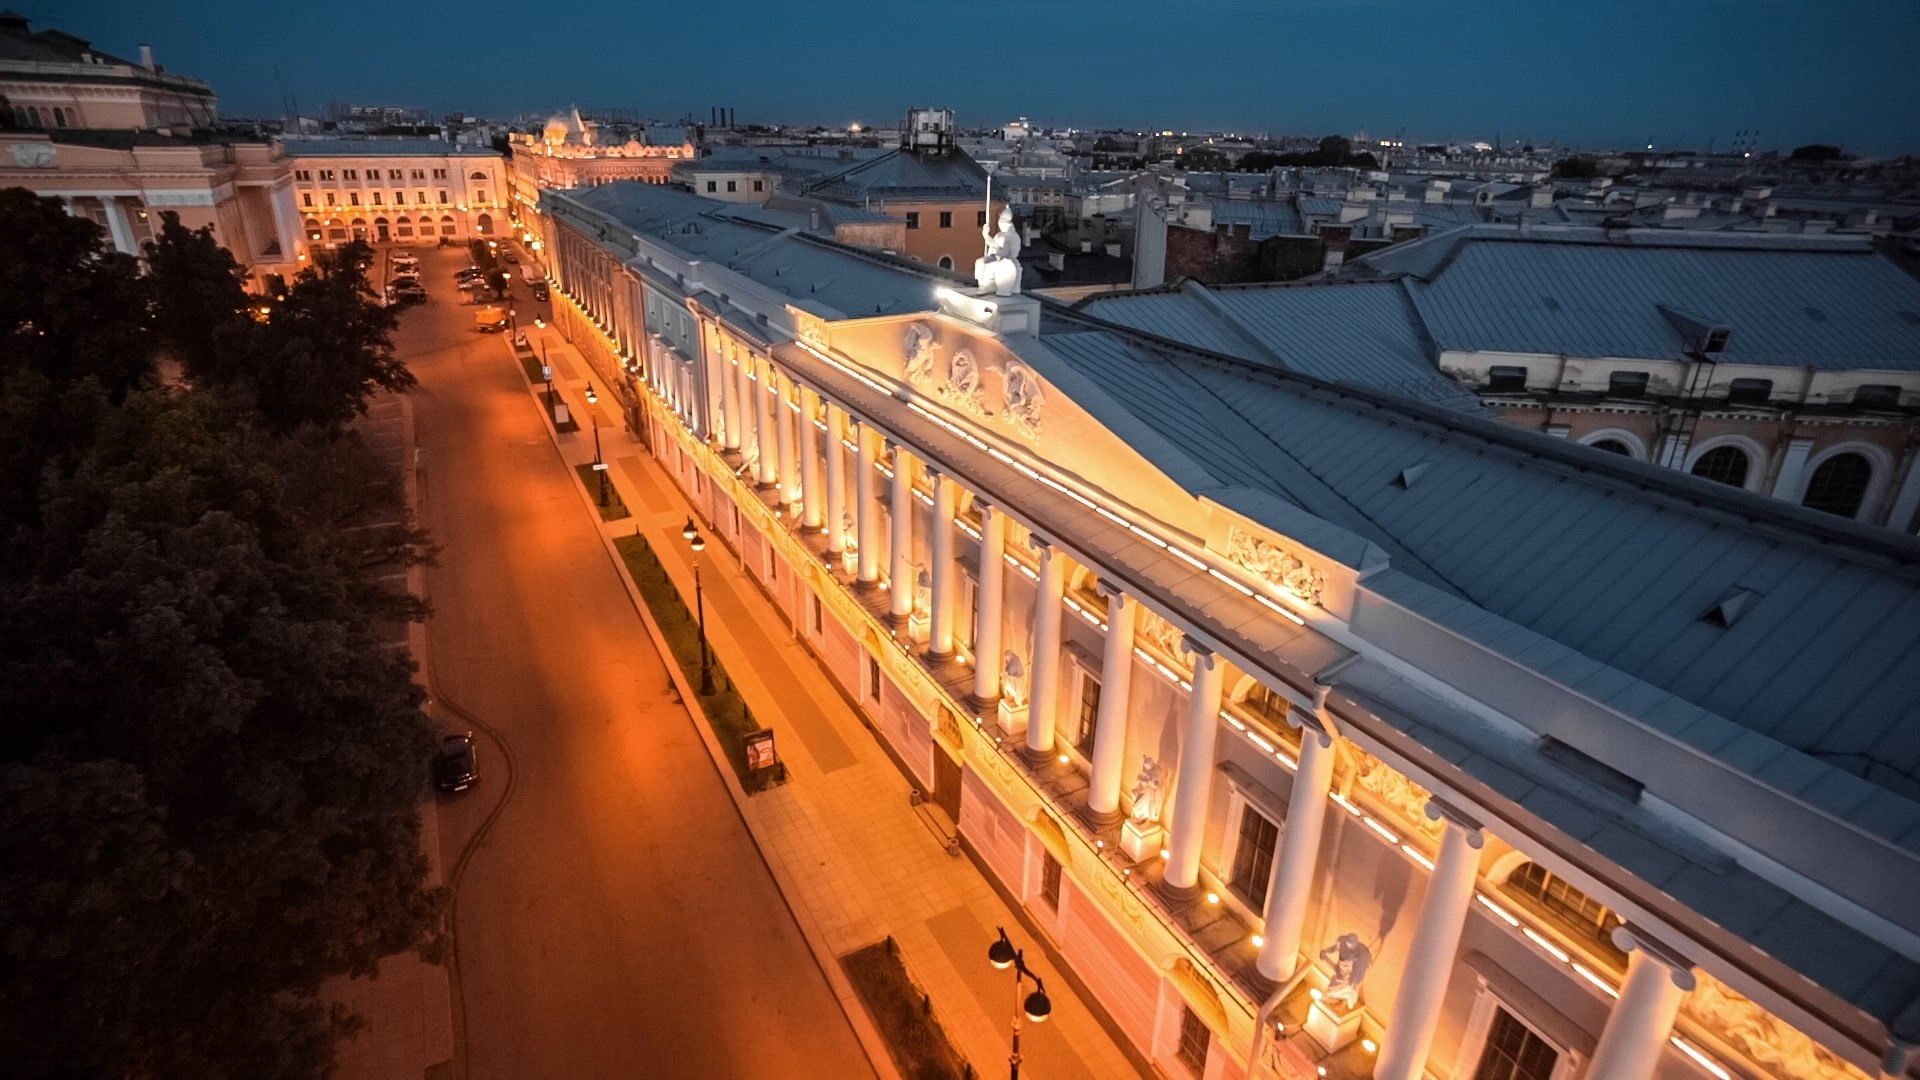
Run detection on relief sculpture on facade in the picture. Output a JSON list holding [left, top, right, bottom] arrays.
[[1003, 362, 1044, 438], [1136, 608, 1187, 666], [941, 348, 990, 418], [1683, 974, 1867, 1080], [903, 322, 937, 387], [1350, 748, 1445, 841], [1226, 526, 1327, 607]]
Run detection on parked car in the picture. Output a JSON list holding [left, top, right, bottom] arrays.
[[454, 266, 485, 281], [531, 284, 550, 302], [434, 732, 479, 793], [390, 249, 414, 260], [392, 259, 420, 275], [391, 282, 428, 303], [390, 271, 422, 286], [502, 252, 520, 264]]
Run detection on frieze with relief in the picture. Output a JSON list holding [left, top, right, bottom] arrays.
[[1350, 748, 1444, 841], [1683, 974, 1867, 1080], [1226, 527, 1326, 607], [897, 323, 1046, 443]]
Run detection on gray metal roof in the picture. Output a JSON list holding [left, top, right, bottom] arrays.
[[1077, 280, 1482, 409], [562, 182, 940, 320], [283, 138, 500, 157], [801, 147, 991, 203], [1347, 224, 1920, 370], [1205, 198, 1308, 239]]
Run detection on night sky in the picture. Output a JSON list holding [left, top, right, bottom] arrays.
[[36, 0, 1920, 154]]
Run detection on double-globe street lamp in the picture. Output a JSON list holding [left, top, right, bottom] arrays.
[[585, 383, 608, 507], [987, 927, 1053, 1080], [680, 517, 715, 694]]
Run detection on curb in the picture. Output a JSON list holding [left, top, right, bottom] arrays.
[[504, 331, 902, 1080]]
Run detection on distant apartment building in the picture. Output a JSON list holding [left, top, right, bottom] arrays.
[[0, 13, 303, 284], [285, 138, 506, 245]]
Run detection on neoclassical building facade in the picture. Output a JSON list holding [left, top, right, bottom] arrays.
[[535, 182, 1920, 1080]]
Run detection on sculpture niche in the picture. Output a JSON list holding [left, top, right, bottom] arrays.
[[973, 206, 1023, 297]]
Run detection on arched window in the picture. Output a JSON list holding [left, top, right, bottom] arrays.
[[1803, 452, 1872, 518], [26, 105, 41, 127], [1690, 446, 1749, 488], [53, 107, 67, 128], [475, 212, 493, 235], [1590, 439, 1632, 457], [469, 170, 488, 180], [1503, 862, 1625, 963], [937, 255, 954, 270]]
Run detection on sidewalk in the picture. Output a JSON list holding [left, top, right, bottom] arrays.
[[520, 328, 1148, 1080]]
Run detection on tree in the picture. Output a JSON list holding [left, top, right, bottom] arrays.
[[167, 241, 412, 433], [1552, 156, 1601, 179], [144, 211, 253, 376], [1788, 143, 1844, 162], [0, 186, 440, 1079], [1317, 134, 1353, 162]]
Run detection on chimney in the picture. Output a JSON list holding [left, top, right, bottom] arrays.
[[1424, 179, 1447, 204], [808, 206, 821, 231], [1104, 241, 1122, 257], [139, 43, 155, 70], [1320, 224, 1352, 273], [1047, 251, 1066, 271]]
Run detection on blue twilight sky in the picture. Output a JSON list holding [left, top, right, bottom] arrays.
[[32, 0, 1920, 154]]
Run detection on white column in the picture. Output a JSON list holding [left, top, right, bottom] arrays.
[[800, 387, 825, 530], [855, 422, 881, 585], [1886, 446, 1920, 534], [753, 358, 776, 488], [734, 352, 757, 461], [1587, 931, 1693, 1080], [1023, 540, 1066, 759], [969, 502, 1007, 705], [928, 470, 958, 658], [888, 442, 916, 622], [1374, 805, 1484, 1080], [1771, 435, 1815, 500], [1164, 639, 1224, 893], [1085, 586, 1136, 822], [1257, 718, 1335, 980], [719, 347, 741, 451], [825, 404, 849, 556], [102, 198, 138, 255], [776, 372, 799, 506]]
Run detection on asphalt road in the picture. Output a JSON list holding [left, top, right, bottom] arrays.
[[394, 243, 873, 1080]]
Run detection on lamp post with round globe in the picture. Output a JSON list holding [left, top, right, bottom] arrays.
[[987, 927, 1052, 1079], [585, 383, 607, 506], [681, 517, 715, 694]]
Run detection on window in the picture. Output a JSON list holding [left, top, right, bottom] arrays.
[[1176, 1006, 1211, 1076], [905, 212, 920, 229], [324, 192, 337, 207], [1228, 806, 1279, 907], [1854, 384, 1902, 409], [1241, 683, 1289, 726], [348, 192, 360, 206], [344, 169, 357, 181], [301, 193, 313, 208], [1073, 673, 1101, 754], [810, 596, 823, 635], [938, 255, 954, 270], [319, 169, 335, 181], [1039, 852, 1062, 910], [411, 168, 425, 180], [726, 180, 737, 192], [706, 181, 717, 192], [1803, 453, 1872, 518], [1472, 1008, 1558, 1080], [1504, 862, 1623, 962], [1690, 446, 1750, 488], [433, 168, 448, 180], [1486, 366, 1529, 393], [394, 191, 405, 204], [867, 656, 882, 702], [1589, 438, 1632, 457], [439, 190, 450, 204], [294, 169, 311, 181], [475, 190, 487, 204], [469, 170, 487, 181], [978, 210, 989, 226], [1726, 377, 1773, 406], [753, 179, 764, 192], [939, 210, 953, 228], [371, 192, 382, 205], [417, 190, 428, 205], [1607, 371, 1650, 398]]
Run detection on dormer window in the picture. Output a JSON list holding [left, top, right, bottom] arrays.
[[1726, 378, 1773, 406], [1487, 366, 1528, 393], [1703, 327, 1730, 353], [1607, 371, 1650, 399]]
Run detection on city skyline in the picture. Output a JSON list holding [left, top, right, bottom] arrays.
[[42, 0, 1920, 154]]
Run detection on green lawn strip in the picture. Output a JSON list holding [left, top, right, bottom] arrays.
[[613, 535, 780, 787], [574, 463, 630, 520], [840, 939, 971, 1080]]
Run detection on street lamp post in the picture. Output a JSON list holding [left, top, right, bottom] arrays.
[[987, 927, 1052, 1080], [681, 517, 715, 694], [586, 383, 607, 506]]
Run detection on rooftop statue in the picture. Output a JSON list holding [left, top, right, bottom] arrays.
[[974, 206, 1023, 297]]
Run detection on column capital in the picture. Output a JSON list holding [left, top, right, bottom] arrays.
[[1288, 705, 1335, 749], [1095, 579, 1128, 606], [1611, 926, 1697, 990], [1424, 798, 1486, 846], [1180, 635, 1217, 668], [1028, 534, 1055, 557]]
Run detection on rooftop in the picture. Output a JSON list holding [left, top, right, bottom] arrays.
[[284, 138, 503, 158]]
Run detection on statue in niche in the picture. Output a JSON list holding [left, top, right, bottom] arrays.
[[1001, 651, 1027, 709], [1318, 934, 1371, 1009], [1129, 757, 1163, 823], [1003, 362, 1044, 438], [903, 323, 938, 386], [973, 206, 1023, 296], [913, 565, 932, 621]]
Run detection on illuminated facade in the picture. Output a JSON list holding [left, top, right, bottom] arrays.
[[540, 181, 1920, 1080], [285, 139, 506, 247]]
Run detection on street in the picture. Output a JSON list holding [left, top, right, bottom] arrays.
[[394, 243, 873, 1080]]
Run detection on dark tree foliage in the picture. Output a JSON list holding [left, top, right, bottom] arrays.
[[1788, 143, 1844, 162], [1552, 156, 1601, 179], [1237, 137, 1379, 172], [189, 241, 414, 433], [144, 211, 254, 376], [0, 186, 440, 1079]]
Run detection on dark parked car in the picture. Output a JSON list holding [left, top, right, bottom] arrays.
[[503, 252, 520, 264], [531, 284, 550, 301], [391, 281, 427, 304], [434, 732, 479, 793], [454, 266, 486, 282]]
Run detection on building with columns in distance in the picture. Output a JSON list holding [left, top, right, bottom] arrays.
[[0, 12, 303, 284], [504, 108, 692, 231], [1080, 226, 1920, 534], [284, 138, 507, 247], [533, 179, 1920, 1080]]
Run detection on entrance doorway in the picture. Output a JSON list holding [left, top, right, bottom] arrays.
[[933, 744, 963, 823]]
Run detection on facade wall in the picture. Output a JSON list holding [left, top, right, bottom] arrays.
[[290, 150, 506, 246], [538, 204, 1905, 1080], [889, 197, 1004, 269]]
